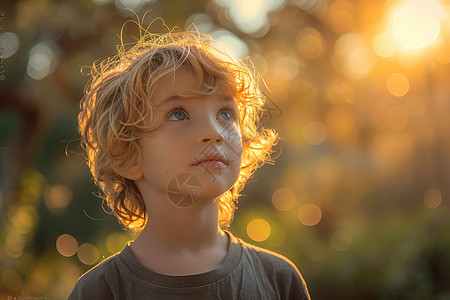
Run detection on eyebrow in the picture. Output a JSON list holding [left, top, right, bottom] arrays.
[[159, 93, 234, 106]]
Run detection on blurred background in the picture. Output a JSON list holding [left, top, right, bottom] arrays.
[[1, 0, 450, 299]]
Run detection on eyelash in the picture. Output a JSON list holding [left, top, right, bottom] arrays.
[[168, 104, 238, 120], [221, 104, 239, 120]]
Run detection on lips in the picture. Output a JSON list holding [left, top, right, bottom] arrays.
[[193, 153, 229, 167]]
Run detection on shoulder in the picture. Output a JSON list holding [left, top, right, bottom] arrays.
[[238, 237, 299, 274], [233, 236, 311, 299], [68, 252, 122, 300]]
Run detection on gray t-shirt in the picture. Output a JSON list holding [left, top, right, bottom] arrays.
[[69, 231, 310, 299]]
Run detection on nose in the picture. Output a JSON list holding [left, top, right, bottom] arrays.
[[201, 133, 224, 145], [201, 129, 224, 145], [198, 119, 225, 145]]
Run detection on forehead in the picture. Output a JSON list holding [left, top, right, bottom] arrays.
[[150, 66, 237, 108], [151, 68, 199, 106]]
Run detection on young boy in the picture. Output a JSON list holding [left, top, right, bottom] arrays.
[[69, 27, 310, 299]]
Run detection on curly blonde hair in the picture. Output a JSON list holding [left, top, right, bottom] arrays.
[[78, 29, 278, 230]]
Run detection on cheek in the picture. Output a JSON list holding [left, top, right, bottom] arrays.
[[224, 125, 243, 155], [138, 135, 170, 170]]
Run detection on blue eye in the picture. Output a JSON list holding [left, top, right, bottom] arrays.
[[168, 110, 189, 120], [219, 111, 232, 121]]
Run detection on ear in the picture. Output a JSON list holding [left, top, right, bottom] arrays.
[[110, 140, 144, 181]]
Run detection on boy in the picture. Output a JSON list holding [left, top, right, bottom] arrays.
[[69, 27, 310, 299]]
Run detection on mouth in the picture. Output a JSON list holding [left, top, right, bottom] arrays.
[[194, 160, 228, 168], [193, 154, 229, 168]]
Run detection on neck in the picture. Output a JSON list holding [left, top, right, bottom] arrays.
[[129, 184, 230, 275], [131, 191, 226, 254], [141, 205, 224, 251]]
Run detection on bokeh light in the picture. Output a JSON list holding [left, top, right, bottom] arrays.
[[114, 0, 155, 13], [272, 188, 296, 211], [297, 204, 322, 226], [1, 32, 20, 59], [333, 33, 374, 78], [303, 121, 327, 145], [423, 188, 442, 209], [390, 0, 444, 50], [372, 32, 397, 57], [5, 231, 26, 258], [272, 56, 299, 81], [27, 40, 59, 80], [185, 13, 214, 33], [10, 206, 38, 235], [56, 234, 78, 257], [328, 0, 355, 33], [291, 0, 322, 13], [386, 72, 410, 97], [296, 27, 324, 59], [247, 218, 271, 242], [211, 29, 249, 58], [216, 0, 284, 34], [44, 184, 73, 214], [229, 0, 268, 34], [77, 243, 100, 265]]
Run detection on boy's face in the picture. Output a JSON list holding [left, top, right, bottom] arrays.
[[133, 67, 242, 208]]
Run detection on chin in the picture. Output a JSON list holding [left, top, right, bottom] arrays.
[[187, 162, 240, 199], [195, 174, 234, 199]]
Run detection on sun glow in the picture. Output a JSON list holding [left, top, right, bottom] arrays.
[[389, 0, 445, 50]]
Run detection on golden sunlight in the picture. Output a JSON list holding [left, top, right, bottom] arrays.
[[389, 0, 444, 50]]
